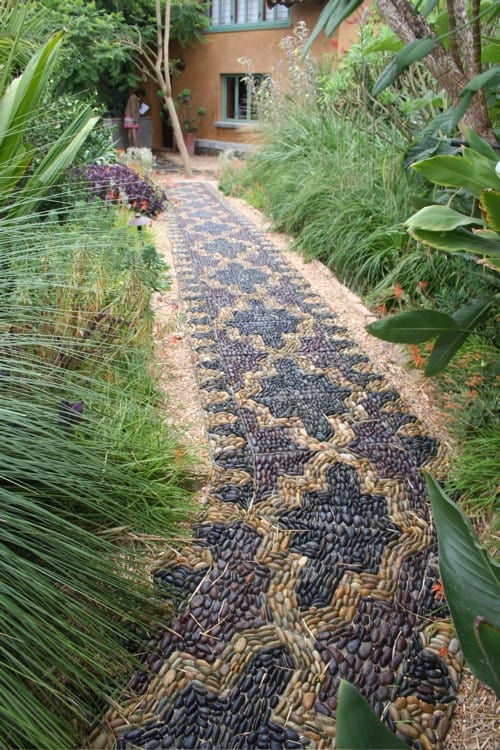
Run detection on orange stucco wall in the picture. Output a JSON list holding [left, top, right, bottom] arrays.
[[149, 1, 366, 149]]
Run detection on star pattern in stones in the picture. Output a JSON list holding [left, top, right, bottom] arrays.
[[226, 300, 303, 349], [278, 464, 401, 609], [214, 262, 271, 293], [254, 357, 350, 440]]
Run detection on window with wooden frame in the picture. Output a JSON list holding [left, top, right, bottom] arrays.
[[221, 74, 267, 123], [208, 0, 290, 30]]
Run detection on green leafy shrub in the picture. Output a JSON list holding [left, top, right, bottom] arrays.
[[367, 132, 500, 375]]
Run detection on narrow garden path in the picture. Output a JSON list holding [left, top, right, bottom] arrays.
[[93, 173, 463, 750]]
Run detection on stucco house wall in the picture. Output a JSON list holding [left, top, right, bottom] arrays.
[[146, 1, 364, 151]]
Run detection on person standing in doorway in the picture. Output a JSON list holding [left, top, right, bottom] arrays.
[[124, 89, 141, 148]]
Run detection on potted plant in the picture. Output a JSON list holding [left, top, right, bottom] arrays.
[[176, 88, 206, 155]]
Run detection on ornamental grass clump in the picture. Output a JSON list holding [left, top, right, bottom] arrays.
[[0, 202, 195, 749], [73, 163, 168, 217], [1, 23, 194, 749]]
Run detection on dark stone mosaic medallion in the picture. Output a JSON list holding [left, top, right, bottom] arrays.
[[90, 181, 460, 750]]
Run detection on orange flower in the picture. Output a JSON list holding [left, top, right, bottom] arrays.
[[466, 374, 484, 387], [417, 280, 428, 291], [409, 344, 425, 368], [394, 283, 405, 300], [432, 581, 446, 602]]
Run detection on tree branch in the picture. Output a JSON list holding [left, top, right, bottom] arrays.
[[446, 0, 463, 72]]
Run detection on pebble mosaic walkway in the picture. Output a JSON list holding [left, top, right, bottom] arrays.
[[92, 181, 463, 749]]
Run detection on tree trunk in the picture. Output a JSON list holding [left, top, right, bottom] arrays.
[[155, 0, 192, 177], [376, 0, 495, 139]]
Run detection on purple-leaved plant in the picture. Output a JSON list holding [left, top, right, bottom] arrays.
[[72, 164, 168, 217]]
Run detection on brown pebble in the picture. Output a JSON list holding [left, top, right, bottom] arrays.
[[397, 722, 419, 740], [90, 731, 110, 749], [435, 716, 449, 742], [419, 733, 434, 750], [303, 691, 316, 710]]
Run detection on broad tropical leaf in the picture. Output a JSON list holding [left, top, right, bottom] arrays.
[[406, 205, 484, 232], [408, 226, 500, 262], [480, 189, 500, 232], [425, 474, 500, 696], [466, 130, 500, 162], [366, 309, 458, 344], [336, 680, 408, 749], [425, 297, 497, 375], [411, 152, 500, 198], [372, 38, 435, 96]]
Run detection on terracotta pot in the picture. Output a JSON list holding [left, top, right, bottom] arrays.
[[183, 132, 196, 156]]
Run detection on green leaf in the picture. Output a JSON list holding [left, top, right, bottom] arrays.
[[461, 67, 500, 94], [9, 108, 99, 218], [480, 190, 500, 232], [425, 474, 500, 696], [303, 0, 364, 55], [466, 130, 499, 162], [406, 205, 484, 231], [336, 680, 408, 749], [449, 90, 475, 131], [411, 153, 500, 198], [364, 32, 404, 54], [408, 226, 500, 260], [421, 0, 440, 14], [0, 32, 65, 166], [449, 69, 500, 129], [482, 40, 500, 64], [372, 38, 435, 96], [425, 297, 497, 375], [475, 619, 500, 683], [366, 309, 458, 344]]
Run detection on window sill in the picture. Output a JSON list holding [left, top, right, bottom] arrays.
[[215, 121, 257, 129], [207, 21, 291, 33]]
